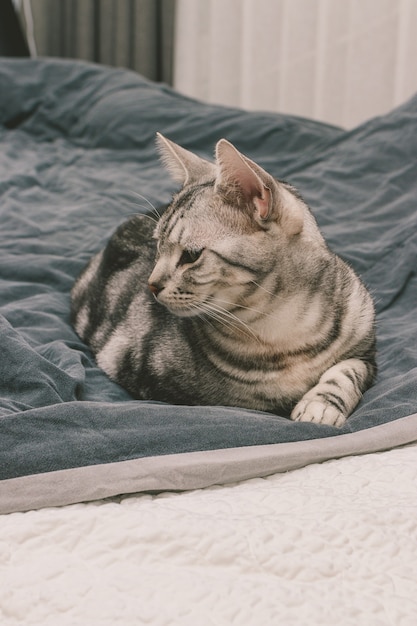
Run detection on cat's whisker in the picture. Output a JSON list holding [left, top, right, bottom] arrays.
[[191, 304, 220, 333], [136, 213, 158, 225], [122, 209, 159, 225], [199, 305, 240, 333], [117, 195, 160, 224], [202, 309, 252, 341], [213, 297, 281, 323], [126, 190, 162, 220], [199, 301, 261, 343], [250, 279, 284, 300]]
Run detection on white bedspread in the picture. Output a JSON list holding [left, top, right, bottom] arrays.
[[2, 444, 417, 626]]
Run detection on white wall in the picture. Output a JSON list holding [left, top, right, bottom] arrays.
[[174, 0, 417, 128]]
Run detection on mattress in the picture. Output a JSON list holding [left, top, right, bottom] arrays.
[[1, 443, 417, 625]]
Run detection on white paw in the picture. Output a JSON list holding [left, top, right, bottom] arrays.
[[291, 399, 347, 427]]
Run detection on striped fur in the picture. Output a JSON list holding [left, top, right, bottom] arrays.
[[71, 135, 376, 427]]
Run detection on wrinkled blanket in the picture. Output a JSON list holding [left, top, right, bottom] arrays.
[[0, 58, 416, 514]]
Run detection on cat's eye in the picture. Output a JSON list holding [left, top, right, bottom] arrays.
[[178, 248, 204, 266]]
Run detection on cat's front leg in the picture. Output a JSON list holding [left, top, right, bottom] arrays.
[[290, 358, 373, 427]]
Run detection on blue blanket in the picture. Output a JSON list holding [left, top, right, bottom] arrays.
[[1, 59, 416, 513]]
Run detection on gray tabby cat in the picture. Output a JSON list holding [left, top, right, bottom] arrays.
[[71, 133, 376, 427]]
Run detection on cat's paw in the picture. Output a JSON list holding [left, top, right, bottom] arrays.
[[291, 398, 347, 427]]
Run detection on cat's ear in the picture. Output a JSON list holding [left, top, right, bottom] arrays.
[[215, 139, 303, 235], [215, 139, 272, 220], [156, 133, 215, 185]]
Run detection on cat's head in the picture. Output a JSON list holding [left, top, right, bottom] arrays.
[[148, 133, 318, 317]]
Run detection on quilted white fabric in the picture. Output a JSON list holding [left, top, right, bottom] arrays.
[[2, 444, 417, 626]]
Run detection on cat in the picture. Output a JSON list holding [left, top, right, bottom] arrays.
[[71, 133, 376, 427]]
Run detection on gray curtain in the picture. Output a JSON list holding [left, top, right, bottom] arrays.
[[30, 0, 176, 84]]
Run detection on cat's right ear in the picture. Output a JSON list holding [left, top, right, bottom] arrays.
[[156, 133, 215, 185]]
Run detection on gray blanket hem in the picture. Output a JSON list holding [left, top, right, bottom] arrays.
[[2, 411, 417, 515]]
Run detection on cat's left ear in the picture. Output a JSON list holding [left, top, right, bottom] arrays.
[[215, 139, 303, 235], [156, 133, 215, 185]]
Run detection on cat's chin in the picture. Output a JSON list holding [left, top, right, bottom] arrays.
[[171, 310, 199, 318], [161, 303, 201, 318]]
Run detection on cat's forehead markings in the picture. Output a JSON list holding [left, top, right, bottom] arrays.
[[167, 222, 186, 246], [175, 180, 215, 205], [160, 181, 215, 238]]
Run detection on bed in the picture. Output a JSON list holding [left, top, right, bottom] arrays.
[[0, 58, 416, 624]]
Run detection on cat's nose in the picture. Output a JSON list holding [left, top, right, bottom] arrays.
[[148, 266, 165, 296], [148, 282, 161, 296]]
